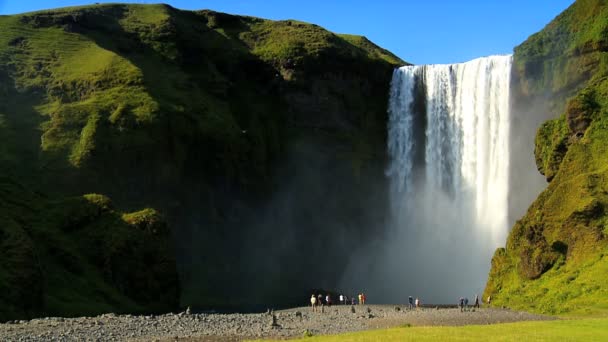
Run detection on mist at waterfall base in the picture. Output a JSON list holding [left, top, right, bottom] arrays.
[[341, 56, 515, 304]]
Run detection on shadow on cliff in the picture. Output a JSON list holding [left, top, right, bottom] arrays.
[[0, 68, 46, 183], [14, 4, 394, 311]]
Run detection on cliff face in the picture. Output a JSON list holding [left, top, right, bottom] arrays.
[[0, 4, 404, 317], [0, 178, 178, 321], [485, 0, 608, 315]]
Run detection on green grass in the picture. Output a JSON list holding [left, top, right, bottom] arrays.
[[0, 2, 403, 181], [252, 318, 608, 341], [488, 246, 608, 316], [338, 34, 405, 65], [487, 101, 608, 315], [487, 75, 608, 315], [514, 0, 608, 94], [234, 17, 403, 67], [0, 175, 178, 321], [0, 3, 404, 319], [486, 0, 608, 316]]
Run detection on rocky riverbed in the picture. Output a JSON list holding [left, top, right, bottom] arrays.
[[0, 305, 555, 341]]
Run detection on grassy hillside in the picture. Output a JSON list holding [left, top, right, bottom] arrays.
[[0, 3, 404, 318], [0, 4, 402, 189], [485, 0, 608, 316], [0, 177, 178, 321]]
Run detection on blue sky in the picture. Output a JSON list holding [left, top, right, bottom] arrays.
[[0, 0, 575, 64]]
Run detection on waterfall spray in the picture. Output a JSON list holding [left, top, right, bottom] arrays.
[[341, 55, 512, 303], [388, 55, 512, 247]]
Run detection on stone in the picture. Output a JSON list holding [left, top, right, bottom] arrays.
[[269, 314, 280, 328]]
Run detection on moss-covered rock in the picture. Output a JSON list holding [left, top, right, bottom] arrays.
[[0, 176, 178, 322], [0, 220, 44, 322], [0, 3, 404, 316], [485, 0, 608, 316], [535, 116, 570, 182]]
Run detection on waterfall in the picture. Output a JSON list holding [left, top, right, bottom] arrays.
[[387, 55, 511, 247], [340, 55, 512, 303], [387, 67, 417, 195]]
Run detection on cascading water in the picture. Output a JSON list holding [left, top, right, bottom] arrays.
[[341, 55, 512, 303], [389, 55, 512, 246]]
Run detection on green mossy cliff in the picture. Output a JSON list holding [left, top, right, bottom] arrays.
[[485, 0, 608, 315], [0, 178, 178, 321], [0, 4, 404, 319]]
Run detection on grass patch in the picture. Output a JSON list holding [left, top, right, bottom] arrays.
[[251, 318, 608, 341]]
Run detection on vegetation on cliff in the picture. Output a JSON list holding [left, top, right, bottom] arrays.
[[0, 177, 178, 321], [0, 3, 404, 318], [485, 0, 608, 316]]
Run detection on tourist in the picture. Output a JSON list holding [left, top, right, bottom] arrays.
[[415, 297, 420, 309], [339, 294, 344, 305], [464, 297, 469, 311], [326, 294, 332, 307], [311, 294, 317, 312], [351, 296, 356, 305], [318, 294, 324, 307], [358, 293, 362, 305], [361, 293, 366, 305], [474, 294, 480, 309], [408, 296, 413, 310], [459, 297, 464, 312], [487, 295, 492, 305]]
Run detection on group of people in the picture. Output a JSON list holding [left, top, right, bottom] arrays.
[[309, 293, 367, 312], [407, 296, 421, 309], [310, 292, 492, 313], [458, 294, 483, 312]]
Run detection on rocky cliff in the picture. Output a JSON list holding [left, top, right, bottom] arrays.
[[0, 177, 178, 321], [0, 3, 404, 319], [485, 0, 608, 315]]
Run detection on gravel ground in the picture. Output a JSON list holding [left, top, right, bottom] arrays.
[[0, 305, 555, 341]]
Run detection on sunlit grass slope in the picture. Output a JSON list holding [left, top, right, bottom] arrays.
[[485, 0, 608, 316], [0, 4, 403, 183]]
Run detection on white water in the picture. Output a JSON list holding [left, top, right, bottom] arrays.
[[386, 67, 417, 202], [341, 55, 512, 303], [389, 55, 512, 246]]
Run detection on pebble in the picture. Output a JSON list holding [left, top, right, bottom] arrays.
[[0, 306, 554, 341]]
